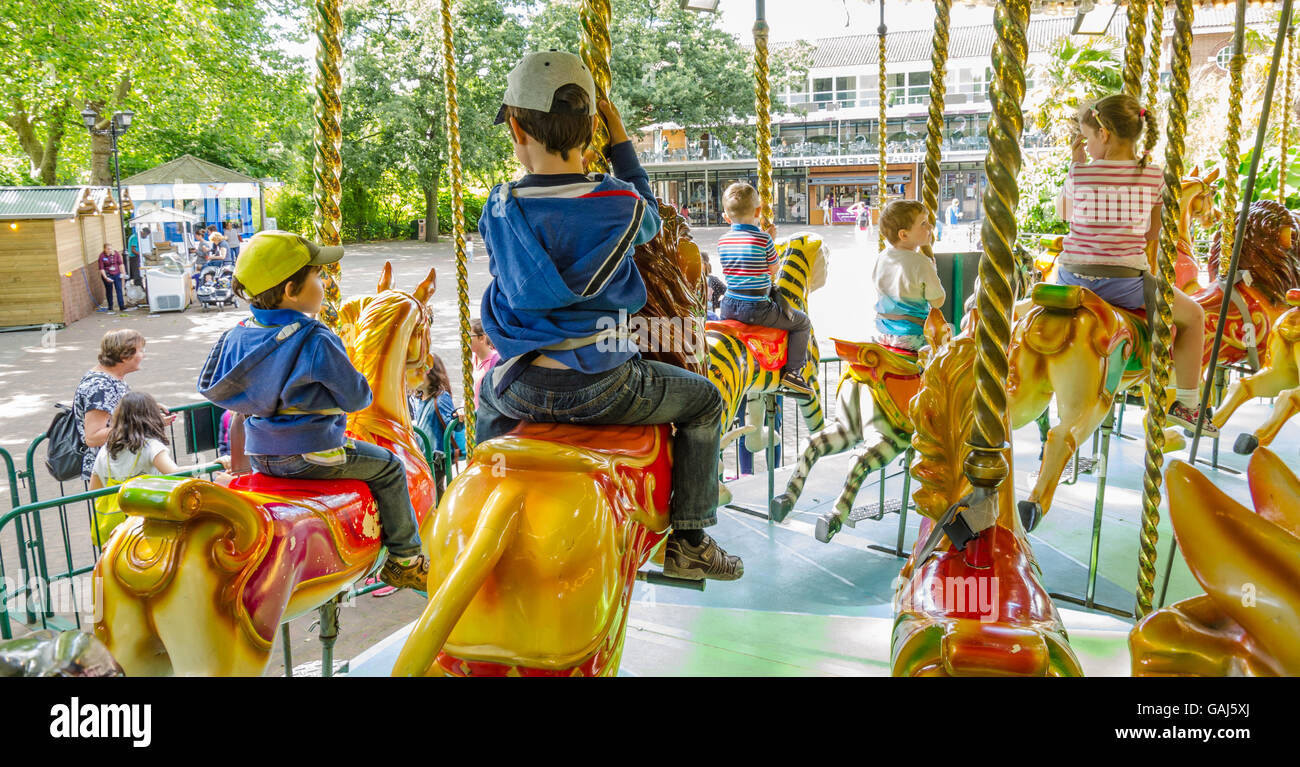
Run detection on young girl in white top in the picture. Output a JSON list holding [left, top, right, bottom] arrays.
[[1054, 93, 1216, 434], [89, 392, 227, 543]]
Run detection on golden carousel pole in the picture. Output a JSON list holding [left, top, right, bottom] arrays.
[[1137, 0, 1195, 620], [1281, 27, 1296, 204], [1145, 0, 1164, 133], [961, 0, 1030, 510], [1219, 5, 1247, 281], [919, 0, 951, 261], [754, 0, 774, 230], [580, 0, 613, 174], [313, 0, 344, 328], [1122, 0, 1150, 99], [441, 0, 475, 453], [877, 1, 888, 251]]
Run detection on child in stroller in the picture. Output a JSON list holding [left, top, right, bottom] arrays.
[[195, 264, 237, 310]]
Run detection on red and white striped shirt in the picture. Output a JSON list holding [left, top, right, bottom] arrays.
[[1060, 160, 1164, 271]]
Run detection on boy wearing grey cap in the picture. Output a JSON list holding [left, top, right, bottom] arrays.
[[475, 51, 741, 581]]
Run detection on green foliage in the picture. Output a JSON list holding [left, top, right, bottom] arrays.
[[1024, 36, 1123, 147], [265, 184, 314, 237], [1231, 145, 1300, 209], [437, 188, 486, 235], [1018, 151, 1071, 235]]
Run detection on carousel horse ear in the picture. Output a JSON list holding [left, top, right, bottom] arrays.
[[413, 266, 437, 303], [1204, 167, 1221, 185], [1190, 165, 1201, 179], [377, 261, 395, 293]]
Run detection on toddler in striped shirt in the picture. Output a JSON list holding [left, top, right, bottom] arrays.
[[716, 182, 815, 400]]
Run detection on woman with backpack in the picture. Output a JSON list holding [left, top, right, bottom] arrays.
[[71, 330, 163, 484]]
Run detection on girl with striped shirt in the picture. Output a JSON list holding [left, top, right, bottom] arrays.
[[1054, 93, 1217, 435]]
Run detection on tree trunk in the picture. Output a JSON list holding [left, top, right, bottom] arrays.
[[89, 127, 114, 186], [424, 179, 439, 244], [38, 110, 66, 185]]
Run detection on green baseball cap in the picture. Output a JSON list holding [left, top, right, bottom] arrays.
[[234, 230, 343, 296]]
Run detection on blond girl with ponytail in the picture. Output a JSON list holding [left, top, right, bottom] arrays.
[[1053, 92, 1218, 434]]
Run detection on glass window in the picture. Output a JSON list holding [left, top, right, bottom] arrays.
[[813, 77, 833, 105], [1215, 46, 1233, 70], [835, 76, 856, 108], [906, 72, 930, 104], [886, 73, 905, 106], [858, 74, 879, 107]]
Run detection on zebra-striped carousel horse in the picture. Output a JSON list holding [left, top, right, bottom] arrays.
[[705, 232, 830, 503]]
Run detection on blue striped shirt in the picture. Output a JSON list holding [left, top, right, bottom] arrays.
[[717, 223, 777, 301]]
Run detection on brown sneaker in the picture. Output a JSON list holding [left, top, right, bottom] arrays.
[[1167, 401, 1219, 437], [379, 554, 430, 591], [778, 371, 815, 402], [663, 532, 744, 581]]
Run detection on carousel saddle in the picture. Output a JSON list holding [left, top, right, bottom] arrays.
[[706, 320, 789, 372], [226, 473, 380, 564]]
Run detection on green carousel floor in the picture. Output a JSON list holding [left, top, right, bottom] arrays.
[[347, 393, 1298, 677]]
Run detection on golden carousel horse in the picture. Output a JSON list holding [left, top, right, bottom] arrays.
[[94, 264, 438, 676], [1129, 447, 1300, 676], [1007, 188, 1299, 530], [390, 205, 721, 677], [891, 314, 1082, 676], [1213, 289, 1300, 454]]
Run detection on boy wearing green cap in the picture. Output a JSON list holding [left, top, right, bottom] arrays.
[[197, 230, 428, 590]]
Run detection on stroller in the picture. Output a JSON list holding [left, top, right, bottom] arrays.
[[196, 265, 238, 311]]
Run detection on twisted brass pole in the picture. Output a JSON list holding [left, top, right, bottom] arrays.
[[441, 0, 474, 453], [754, 5, 773, 230], [313, 0, 343, 328], [920, 0, 951, 260], [877, 6, 888, 251], [1122, 0, 1149, 99], [1281, 27, 1295, 204], [580, 0, 613, 175], [1220, 12, 1246, 279], [964, 0, 1029, 494], [1136, 0, 1194, 620]]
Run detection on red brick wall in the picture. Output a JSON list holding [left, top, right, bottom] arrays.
[[60, 264, 106, 325]]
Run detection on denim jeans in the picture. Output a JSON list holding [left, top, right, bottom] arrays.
[[719, 293, 812, 373], [475, 357, 725, 530], [104, 274, 124, 310], [249, 439, 423, 558]]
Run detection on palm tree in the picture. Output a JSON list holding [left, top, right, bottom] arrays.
[[1025, 36, 1124, 147]]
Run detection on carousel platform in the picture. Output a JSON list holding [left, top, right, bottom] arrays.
[[346, 393, 1296, 677]]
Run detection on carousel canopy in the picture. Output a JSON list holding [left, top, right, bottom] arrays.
[[129, 203, 202, 226], [122, 154, 260, 202]]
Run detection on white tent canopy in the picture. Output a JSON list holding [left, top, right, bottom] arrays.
[[130, 204, 201, 226]]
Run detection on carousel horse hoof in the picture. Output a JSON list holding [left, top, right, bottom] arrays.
[[1233, 433, 1260, 455], [1018, 500, 1043, 533], [770, 493, 795, 523], [815, 513, 841, 543]]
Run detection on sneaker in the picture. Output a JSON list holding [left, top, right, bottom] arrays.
[[371, 585, 398, 598], [1167, 401, 1219, 437], [777, 370, 815, 401], [379, 554, 430, 591], [663, 532, 743, 581]]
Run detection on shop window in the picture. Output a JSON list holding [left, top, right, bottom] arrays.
[[813, 77, 833, 106], [906, 72, 930, 105], [835, 76, 856, 108]]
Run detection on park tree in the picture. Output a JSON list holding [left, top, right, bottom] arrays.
[[0, 0, 309, 185], [1024, 35, 1123, 148]]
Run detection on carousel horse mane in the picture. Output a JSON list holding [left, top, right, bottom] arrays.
[[632, 201, 706, 375], [1207, 199, 1300, 307]]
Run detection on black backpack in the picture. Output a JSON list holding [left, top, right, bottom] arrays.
[[44, 403, 86, 481]]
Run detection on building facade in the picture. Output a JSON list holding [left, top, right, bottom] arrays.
[[635, 8, 1273, 227]]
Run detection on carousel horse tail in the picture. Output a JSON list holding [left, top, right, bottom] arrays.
[[390, 478, 525, 677]]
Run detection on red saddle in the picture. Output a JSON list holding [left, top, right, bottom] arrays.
[[706, 320, 789, 372]]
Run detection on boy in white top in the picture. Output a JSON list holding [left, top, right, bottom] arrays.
[[872, 200, 946, 351]]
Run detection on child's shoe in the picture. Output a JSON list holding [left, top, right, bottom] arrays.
[[778, 370, 815, 401], [1167, 400, 1219, 437], [664, 532, 744, 581], [379, 554, 430, 591]]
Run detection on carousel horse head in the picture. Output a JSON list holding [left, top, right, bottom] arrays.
[[94, 264, 438, 677], [1181, 166, 1220, 228], [1130, 448, 1300, 676]]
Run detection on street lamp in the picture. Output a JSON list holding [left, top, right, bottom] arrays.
[[1072, 1, 1117, 36], [81, 105, 136, 283], [678, 0, 721, 11]]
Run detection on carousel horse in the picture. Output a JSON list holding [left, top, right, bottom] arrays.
[[1213, 289, 1300, 454], [93, 264, 438, 676], [1007, 194, 1299, 530], [389, 203, 719, 678], [891, 314, 1082, 677], [770, 247, 1036, 541], [705, 232, 829, 499], [1129, 447, 1300, 676]]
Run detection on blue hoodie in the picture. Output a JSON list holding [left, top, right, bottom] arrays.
[[478, 140, 661, 374], [197, 307, 372, 456]]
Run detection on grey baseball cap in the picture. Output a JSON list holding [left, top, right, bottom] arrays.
[[493, 50, 598, 125]]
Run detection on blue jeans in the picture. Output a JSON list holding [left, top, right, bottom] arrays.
[[475, 358, 725, 530], [103, 274, 124, 310], [719, 293, 812, 374], [1058, 266, 1145, 311], [249, 439, 423, 558]]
